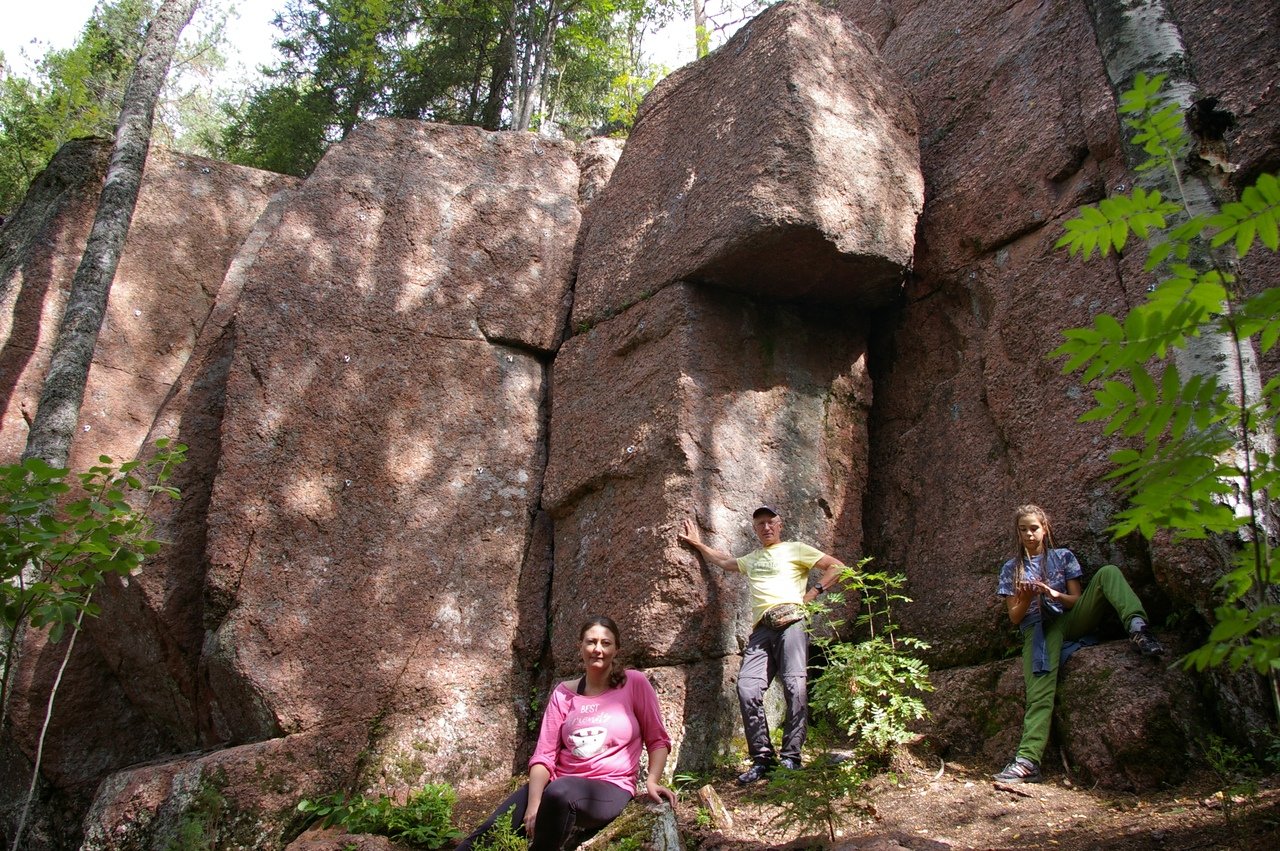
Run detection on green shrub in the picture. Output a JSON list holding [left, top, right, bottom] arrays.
[[296, 784, 461, 849], [471, 806, 528, 851], [806, 563, 934, 763]]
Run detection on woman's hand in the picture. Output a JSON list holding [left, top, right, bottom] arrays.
[[523, 802, 539, 838], [645, 780, 677, 806]]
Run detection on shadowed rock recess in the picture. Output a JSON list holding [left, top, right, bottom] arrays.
[[0, 0, 1276, 846]]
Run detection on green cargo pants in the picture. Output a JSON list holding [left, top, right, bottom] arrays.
[[1015, 564, 1148, 763]]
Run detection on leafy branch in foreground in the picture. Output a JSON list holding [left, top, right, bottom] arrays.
[[1052, 71, 1280, 721], [1, 437, 187, 849], [0, 438, 186, 729]]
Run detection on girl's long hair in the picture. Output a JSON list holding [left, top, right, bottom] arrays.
[[580, 615, 627, 689], [1012, 503, 1056, 585]]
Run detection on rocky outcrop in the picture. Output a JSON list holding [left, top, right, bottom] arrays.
[[0, 142, 297, 824], [923, 642, 1211, 790], [2, 0, 1277, 846], [573, 1, 924, 328], [200, 121, 580, 785]]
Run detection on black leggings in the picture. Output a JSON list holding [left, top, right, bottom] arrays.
[[457, 777, 633, 851]]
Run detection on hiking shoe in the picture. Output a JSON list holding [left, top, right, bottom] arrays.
[[778, 757, 802, 771], [1130, 627, 1165, 656], [736, 762, 773, 785], [993, 757, 1042, 783]]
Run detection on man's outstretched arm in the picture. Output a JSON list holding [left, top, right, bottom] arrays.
[[678, 518, 740, 572]]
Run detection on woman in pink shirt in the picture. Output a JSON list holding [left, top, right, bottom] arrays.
[[457, 616, 676, 851]]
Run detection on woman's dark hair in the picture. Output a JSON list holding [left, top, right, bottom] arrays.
[[580, 616, 627, 689]]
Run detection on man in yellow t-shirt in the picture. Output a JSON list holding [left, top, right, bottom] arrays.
[[679, 505, 845, 784]]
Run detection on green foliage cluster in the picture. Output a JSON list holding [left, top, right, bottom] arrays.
[[806, 563, 934, 764], [1052, 73, 1280, 713], [754, 754, 872, 842], [295, 784, 461, 849], [470, 806, 528, 851], [758, 563, 932, 841], [216, 0, 676, 177], [0, 0, 153, 212], [0, 0, 228, 214], [165, 777, 227, 851], [0, 438, 186, 725]]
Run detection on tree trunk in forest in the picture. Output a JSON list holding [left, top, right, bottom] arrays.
[[1085, 0, 1270, 531], [21, 0, 200, 471], [511, 0, 569, 131], [1083, 0, 1279, 731], [693, 0, 709, 58]]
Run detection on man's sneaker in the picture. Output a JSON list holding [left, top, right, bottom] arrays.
[[736, 762, 773, 785], [778, 757, 802, 771], [1130, 627, 1165, 656], [993, 757, 1042, 783]]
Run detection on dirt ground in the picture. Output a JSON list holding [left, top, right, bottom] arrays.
[[672, 752, 1280, 851]]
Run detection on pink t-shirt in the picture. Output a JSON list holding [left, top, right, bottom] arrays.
[[528, 668, 673, 794]]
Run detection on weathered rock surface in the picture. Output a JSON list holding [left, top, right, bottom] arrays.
[[544, 283, 872, 671], [0, 141, 297, 468], [572, 0, 924, 328], [200, 121, 580, 794], [922, 642, 1210, 791], [80, 724, 366, 851], [837, 0, 1170, 667], [0, 141, 296, 805]]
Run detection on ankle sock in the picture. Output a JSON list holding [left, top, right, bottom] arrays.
[[1129, 616, 1147, 633]]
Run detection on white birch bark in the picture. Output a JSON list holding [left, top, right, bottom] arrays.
[[20, 0, 201, 471]]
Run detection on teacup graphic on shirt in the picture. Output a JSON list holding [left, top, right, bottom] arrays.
[[569, 726, 607, 758]]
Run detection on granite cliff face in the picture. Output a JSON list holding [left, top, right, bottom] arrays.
[[0, 0, 1277, 846]]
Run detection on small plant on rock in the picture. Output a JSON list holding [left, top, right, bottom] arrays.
[[470, 806, 527, 851], [296, 784, 461, 849]]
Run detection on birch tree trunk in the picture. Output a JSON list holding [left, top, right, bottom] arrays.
[[1083, 0, 1279, 729], [20, 0, 201, 470], [693, 0, 709, 58], [1085, 0, 1270, 528]]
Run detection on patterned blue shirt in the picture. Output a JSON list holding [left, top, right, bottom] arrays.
[[997, 548, 1082, 619]]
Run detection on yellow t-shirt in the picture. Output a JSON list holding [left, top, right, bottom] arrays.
[[736, 541, 826, 626]]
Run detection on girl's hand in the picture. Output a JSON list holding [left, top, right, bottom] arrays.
[[523, 803, 539, 838], [645, 781, 677, 806]]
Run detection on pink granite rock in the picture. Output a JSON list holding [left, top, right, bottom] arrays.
[[201, 121, 581, 790], [544, 283, 871, 670], [922, 642, 1208, 791], [0, 141, 297, 468], [0, 141, 296, 792], [80, 725, 366, 851], [572, 0, 923, 328]]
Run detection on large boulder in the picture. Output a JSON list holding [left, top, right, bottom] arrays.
[[544, 283, 871, 668], [572, 0, 923, 328], [200, 121, 581, 793], [543, 282, 871, 767], [922, 642, 1210, 791], [0, 141, 296, 805], [80, 725, 366, 851]]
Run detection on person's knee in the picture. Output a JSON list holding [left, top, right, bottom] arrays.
[[540, 781, 573, 810], [1096, 563, 1122, 581], [738, 678, 766, 704], [779, 674, 807, 698]]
